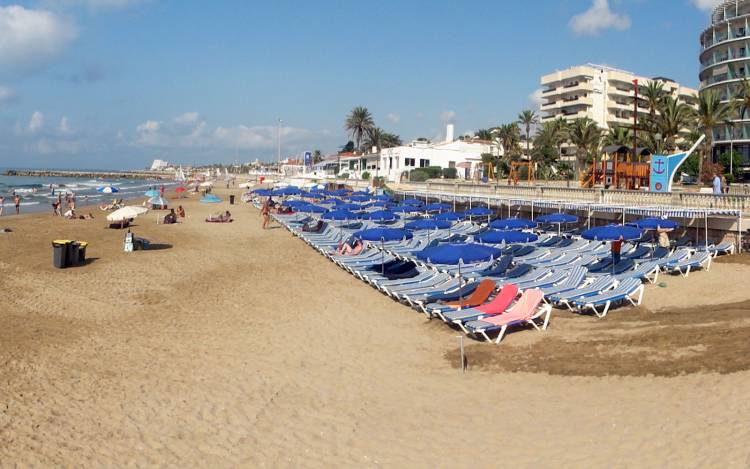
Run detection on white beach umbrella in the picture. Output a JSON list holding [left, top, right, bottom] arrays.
[[107, 206, 149, 222]]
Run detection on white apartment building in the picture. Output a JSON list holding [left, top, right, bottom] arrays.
[[540, 64, 698, 158], [336, 125, 498, 183]]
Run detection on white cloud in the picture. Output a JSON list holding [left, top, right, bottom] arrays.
[[386, 113, 400, 124], [133, 113, 316, 151], [59, 116, 71, 133], [0, 85, 15, 102], [440, 110, 456, 123], [28, 111, 45, 133], [569, 0, 631, 36], [0, 6, 77, 74], [691, 0, 723, 11], [529, 88, 544, 110]]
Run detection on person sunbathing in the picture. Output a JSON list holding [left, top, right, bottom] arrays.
[[176, 205, 185, 218], [340, 239, 363, 256], [163, 209, 177, 224]]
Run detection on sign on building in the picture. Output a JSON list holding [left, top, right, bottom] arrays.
[[649, 136, 704, 193]]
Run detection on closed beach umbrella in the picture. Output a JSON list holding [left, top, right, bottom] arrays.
[[144, 189, 160, 197], [106, 205, 148, 222], [360, 210, 398, 222], [434, 211, 465, 221], [628, 218, 679, 230], [490, 218, 536, 230], [97, 185, 119, 194], [475, 229, 538, 244], [200, 194, 222, 203], [582, 224, 642, 241], [416, 243, 501, 265]]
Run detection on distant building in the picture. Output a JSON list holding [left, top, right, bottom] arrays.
[[150, 159, 170, 171], [540, 64, 698, 159], [334, 125, 497, 182], [700, 0, 750, 167]]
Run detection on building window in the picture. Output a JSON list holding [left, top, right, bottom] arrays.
[[419, 159, 430, 168], [404, 158, 416, 167]]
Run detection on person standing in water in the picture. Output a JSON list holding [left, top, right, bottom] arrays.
[[0, 196, 4, 216], [14, 194, 21, 215]]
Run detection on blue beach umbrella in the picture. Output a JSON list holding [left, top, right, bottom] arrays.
[[416, 243, 502, 265], [353, 227, 413, 242], [535, 213, 579, 235], [330, 189, 350, 196], [464, 207, 493, 218], [475, 229, 538, 244], [371, 201, 393, 208], [392, 205, 420, 213], [425, 203, 451, 212], [401, 198, 423, 206], [97, 185, 119, 194], [360, 210, 398, 222], [297, 204, 327, 214], [434, 211, 466, 222], [273, 186, 303, 196], [490, 218, 536, 230], [200, 194, 222, 203], [349, 195, 372, 202], [351, 190, 371, 196], [582, 224, 642, 241], [628, 218, 679, 230], [321, 210, 358, 220], [535, 213, 578, 224], [253, 189, 274, 196], [404, 219, 452, 230], [144, 189, 160, 197], [374, 194, 392, 201], [333, 203, 361, 211], [283, 200, 310, 208]]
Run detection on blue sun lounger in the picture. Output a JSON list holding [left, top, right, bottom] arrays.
[[663, 251, 712, 277], [568, 278, 645, 318], [549, 275, 617, 310]]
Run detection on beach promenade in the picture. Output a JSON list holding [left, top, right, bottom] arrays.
[[1, 187, 750, 466]]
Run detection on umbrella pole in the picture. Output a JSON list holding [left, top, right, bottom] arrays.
[[458, 259, 463, 309], [381, 238, 385, 275]]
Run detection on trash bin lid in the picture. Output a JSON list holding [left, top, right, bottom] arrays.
[[52, 239, 72, 244], [78, 241, 88, 247]]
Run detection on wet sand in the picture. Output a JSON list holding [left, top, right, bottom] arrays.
[[1, 187, 749, 467]]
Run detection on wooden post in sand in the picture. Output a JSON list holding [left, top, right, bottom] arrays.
[[457, 335, 466, 373]]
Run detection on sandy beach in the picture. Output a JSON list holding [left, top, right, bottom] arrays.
[[2, 186, 750, 467]]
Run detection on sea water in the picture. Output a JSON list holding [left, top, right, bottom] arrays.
[[0, 169, 178, 214]]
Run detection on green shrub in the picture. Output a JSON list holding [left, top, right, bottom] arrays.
[[442, 167, 458, 179], [423, 166, 443, 179], [409, 169, 430, 182], [361, 171, 370, 180], [340, 172, 349, 179]]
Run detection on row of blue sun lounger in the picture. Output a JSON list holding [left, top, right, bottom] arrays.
[[269, 209, 723, 339]]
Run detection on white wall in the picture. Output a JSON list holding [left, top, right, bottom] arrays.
[[378, 141, 492, 182]]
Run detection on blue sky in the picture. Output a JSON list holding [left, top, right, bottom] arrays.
[[0, 0, 725, 169]]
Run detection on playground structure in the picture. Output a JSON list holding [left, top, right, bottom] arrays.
[[580, 145, 652, 190], [508, 161, 535, 185]]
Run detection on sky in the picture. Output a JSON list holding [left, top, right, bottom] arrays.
[[0, 0, 729, 169]]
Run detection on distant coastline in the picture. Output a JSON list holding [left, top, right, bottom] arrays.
[[3, 168, 174, 180]]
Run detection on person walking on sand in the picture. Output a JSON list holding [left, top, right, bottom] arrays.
[[14, 194, 21, 215], [261, 198, 271, 229]]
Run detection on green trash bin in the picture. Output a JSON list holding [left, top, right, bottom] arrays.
[[52, 240, 70, 268], [66, 241, 80, 267], [77, 241, 88, 265]]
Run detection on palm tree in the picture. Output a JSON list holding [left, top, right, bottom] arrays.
[[474, 129, 494, 140], [655, 96, 695, 152], [568, 118, 603, 177], [696, 90, 734, 183], [344, 106, 375, 152], [642, 80, 666, 122], [517, 110, 538, 159], [363, 127, 402, 151], [602, 126, 632, 147], [380, 131, 402, 148], [493, 123, 522, 163]]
